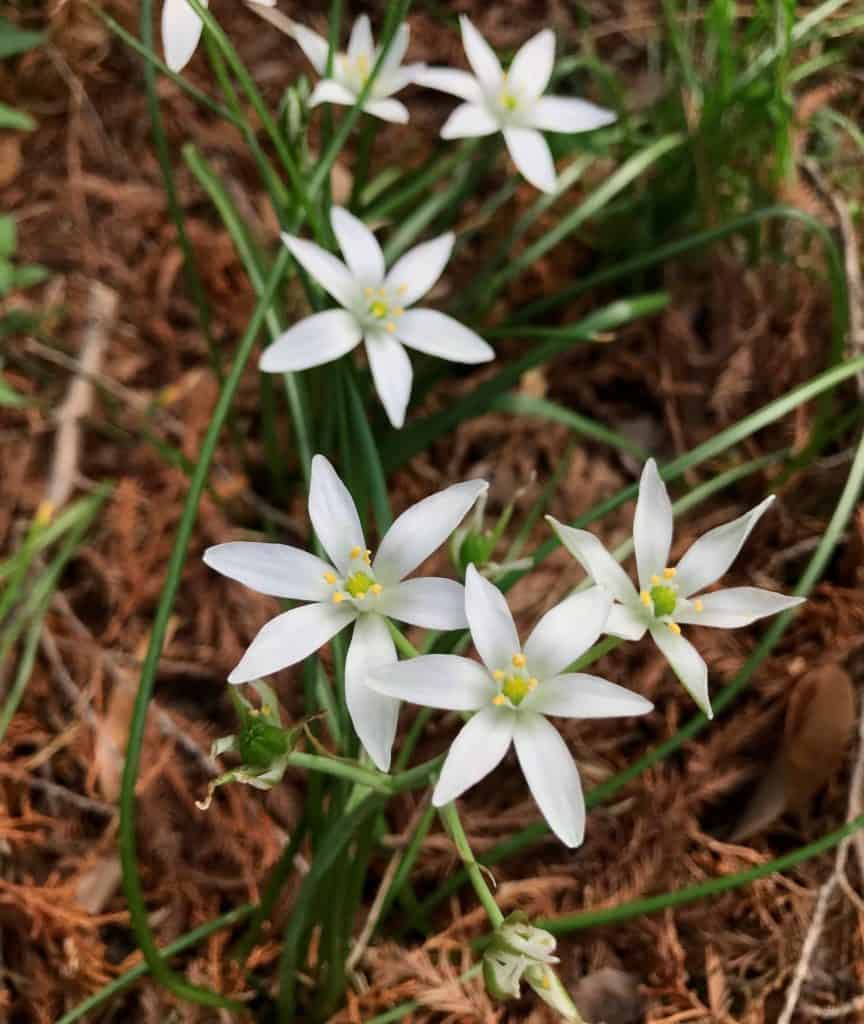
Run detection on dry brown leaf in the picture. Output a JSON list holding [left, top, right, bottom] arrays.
[[94, 681, 136, 802], [75, 856, 122, 915], [572, 967, 643, 1024]]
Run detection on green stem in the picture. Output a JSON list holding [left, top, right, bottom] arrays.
[[541, 812, 864, 933], [118, 250, 292, 1010], [440, 802, 503, 927], [387, 619, 420, 659]]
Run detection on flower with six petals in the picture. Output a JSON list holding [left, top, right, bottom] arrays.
[[287, 14, 424, 123], [369, 565, 652, 846], [204, 455, 487, 771], [261, 206, 494, 428], [547, 459, 805, 717], [416, 16, 616, 193]]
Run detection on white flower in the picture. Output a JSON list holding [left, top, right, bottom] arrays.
[[204, 455, 486, 772], [286, 14, 424, 123], [261, 206, 494, 428], [161, 0, 276, 73], [547, 459, 805, 718], [416, 17, 616, 193], [369, 565, 652, 846]]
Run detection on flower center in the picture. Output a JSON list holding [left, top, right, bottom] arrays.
[[324, 547, 383, 606], [500, 90, 519, 112], [492, 653, 538, 708], [363, 286, 406, 334], [649, 584, 677, 617]]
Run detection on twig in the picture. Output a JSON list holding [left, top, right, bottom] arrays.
[[42, 282, 117, 519], [777, 692, 864, 1023]]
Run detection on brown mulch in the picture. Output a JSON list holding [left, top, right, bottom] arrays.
[[2, 1, 864, 1021]]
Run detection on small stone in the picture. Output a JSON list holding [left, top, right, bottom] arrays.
[[572, 968, 643, 1024]]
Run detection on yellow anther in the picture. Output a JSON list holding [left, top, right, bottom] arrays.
[[640, 590, 651, 607], [492, 694, 507, 706], [364, 286, 374, 296], [323, 571, 336, 585], [511, 653, 526, 668], [540, 971, 551, 990], [377, 288, 386, 296], [396, 284, 407, 295], [385, 321, 396, 333], [363, 549, 372, 565], [664, 567, 677, 579], [350, 546, 362, 559], [333, 591, 346, 604], [667, 621, 681, 635], [693, 598, 704, 612], [392, 306, 404, 317], [493, 669, 505, 681], [370, 583, 383, 595], [260, 705, 272, 716], [355, 592, 366, 600], [35, 500, 54, 527], [527, 677, 538, 691], [651, 574, 661, 586]]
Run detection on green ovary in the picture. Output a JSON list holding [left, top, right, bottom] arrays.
[[369, 299, 389, 319], [650, 584, 677, 617], [502, 674, 530, 705], [346, 571, 375, 598]]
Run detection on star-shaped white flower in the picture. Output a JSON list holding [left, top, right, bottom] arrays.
[[161, 0, 276, 73], [369, 565, 652, 847], [204, 455, 487, 772], [286, 14, 424, 123], [416, 17, 616, 193], [261, 206, 494, 428], [547, 459, 805, 718]]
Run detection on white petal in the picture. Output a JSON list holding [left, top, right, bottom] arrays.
[[458, 15, 503, 96], [441, 102, 500, 139], [345, 613, 399, 771], [508, 28, 554, 100], [309, 79, 357, 108], [432, 707, 514, 805], [674, 496, 775, 597], [368, 653, 494, 710], [228, 602, 354, 684], [525, 673, 653, 719], [203, 542, 334, 602], [377, 22, 410, 81], [365, 332, 413, 429], [363, 98, 410, 123], [650, 625, 711, 717], [465, 564, 520, 674], [413, 66, 483, 102], [546, 518, 638, 605], [524, 588, 612, 680], [330, 207, 385, 288], [259, 310, 361, 373], [503, 127, 557, 193], [384, 233, 454, 307], [308, 454, 365, 574], [634, 458, 674, 590], [513, 714, 584, 848], [674, 587, 804, 629], [281, 234, 361, 309], [376, 578, 469, 630], [162, 0, 205, 73], [347, 13, 373, 59], [286, 20, 329, 74], [528, 95, 617, 133], [380, 61, 425, 95], [606, 602, 648, 641], [374, 479, 488, 583], [396, 309, 494, 364]]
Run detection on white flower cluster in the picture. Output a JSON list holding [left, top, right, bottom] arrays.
[[162, 9, 615, 193], [206, 456, 802, 848]]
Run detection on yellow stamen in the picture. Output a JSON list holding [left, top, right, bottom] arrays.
[[527, 677, 538, 691], [651, 574, 661, 586], [363, 549, 372, 565], [323, 571, 336, 585], [370, 583, 383, 595], [396, 284, 407, 295], [35, 500, 54, 527], [493, 694, 507, 706], [693, 599, 703, 612], [493, 669, 505, 681], [333, 591, 346, 604], [364, 286, 374, 296], [355, 592, 366, 600], [664, 567, 677, 579], [667, 621, 681, 635], [385, 321, 396, 333], [350, 546, 362, 559], [377, 288, 386, 297], [640, 590, 651, 607], [511, 653, 526, 668], [392, 306, 404, 316]]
